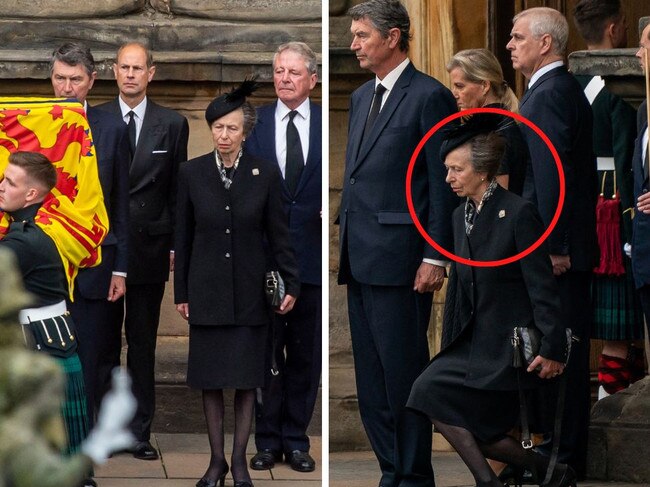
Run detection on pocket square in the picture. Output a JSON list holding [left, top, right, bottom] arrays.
[[152, 150, 168, 154]]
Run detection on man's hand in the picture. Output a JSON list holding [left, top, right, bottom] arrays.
[[107, 275, 126, 301], [528, 355, 565, 379], [275, 294, 296, 315], [550, 254, 571, 276], [413, 262, 445, 293], [176, 303, 189, 320], [638, 191, 650, 214]]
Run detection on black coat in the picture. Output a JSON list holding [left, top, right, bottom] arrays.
[[442, 186, 567, 390], [98, 98, 189, 284], [174, 151, 300, 326], [519, 66, 598, 272]]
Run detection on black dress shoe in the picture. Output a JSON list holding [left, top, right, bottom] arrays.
[[133, 440, 159, 460], [286, 450, 316, 472], [250, 449, 282, 470]]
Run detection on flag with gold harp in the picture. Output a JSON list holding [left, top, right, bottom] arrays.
[[0, 97, 108, 297]]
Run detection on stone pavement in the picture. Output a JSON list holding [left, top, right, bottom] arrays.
[[95, 434, 321, 486], [96, 434, 645, 487]]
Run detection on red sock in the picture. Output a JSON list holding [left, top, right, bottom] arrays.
[[598, 354, 630, 394]]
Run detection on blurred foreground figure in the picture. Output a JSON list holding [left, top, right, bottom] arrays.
[[0, 247, 136, 487]]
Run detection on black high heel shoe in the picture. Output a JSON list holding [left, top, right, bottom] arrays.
[[233, 481, 254, 487], [196, 462, 229, 487], [498, 464, 524, 486], [545, 464, 577, 487]]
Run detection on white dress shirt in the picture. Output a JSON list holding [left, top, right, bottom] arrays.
[[274, 98, 310, 177], [118, 96, 147, 145], [528, 60, 564, 89]]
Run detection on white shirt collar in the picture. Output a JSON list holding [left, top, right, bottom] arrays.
[[375, 57, 410, 91], [528, 61, 564, 89], [276, 98, 310, 121], [118, 96, 147, 120]]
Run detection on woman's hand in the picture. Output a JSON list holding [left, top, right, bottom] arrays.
[[528, 355, 565, 379], [275, 294, 296, 315], [176, 303, 189, 321]]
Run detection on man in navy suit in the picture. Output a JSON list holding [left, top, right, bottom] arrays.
[[338, 1, 457, 486], [50, 43, 130, 448], [99, 42, 189, 461], [507, 7, 598, 479], [631, 22, 650, 346], [245, 41, 321, 473]]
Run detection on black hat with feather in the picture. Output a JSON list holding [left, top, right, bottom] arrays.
[[205, 77, 259, 125]]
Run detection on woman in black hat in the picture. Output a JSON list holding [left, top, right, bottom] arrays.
[[174, 80, 300, 487], [406, 115, 575, 487]]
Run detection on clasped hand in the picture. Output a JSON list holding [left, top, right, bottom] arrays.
[[528, 355, 565, 379]]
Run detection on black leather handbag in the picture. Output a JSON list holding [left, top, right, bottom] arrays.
[[264, 271, 285, 308]]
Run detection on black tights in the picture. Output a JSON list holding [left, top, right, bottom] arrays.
[[202, 389, 255, 483], [432, 420, 548, 487]]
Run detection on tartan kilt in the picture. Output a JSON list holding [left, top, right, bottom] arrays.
[[592, 258, 645, 341], [53, 354, 89, 455]]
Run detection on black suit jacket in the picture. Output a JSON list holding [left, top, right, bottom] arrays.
[[74, 105, 130, 299], [98, 98, 189, 284], [338, 62, 458, 286], [519, 66, 598, 271], [245, 100, 322, 286], [174, 151, 300, 326], [631, 100, 650, 288], [442, 186, 566, 390]]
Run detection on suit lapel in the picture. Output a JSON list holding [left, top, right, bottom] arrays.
[[347, 82, 373, 170], [352, 64, 414, 172], [520, 65, 565, 110], [130, 102, 163, 191], [292, 101, 321, 197]]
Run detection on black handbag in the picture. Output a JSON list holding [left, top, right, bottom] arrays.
[[511, 326, 573, 370], [265, 270, 285, 308], [25, 313, 78, 358]]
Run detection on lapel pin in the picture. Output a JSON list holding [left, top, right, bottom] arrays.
[[252, 168, 259, 176], [499, 210, 506, 219]]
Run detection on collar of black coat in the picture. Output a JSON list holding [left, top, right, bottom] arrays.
[[6, 203, 42, 229]]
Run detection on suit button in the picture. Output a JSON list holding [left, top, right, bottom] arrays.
[[292, 201, 297, 205], [350, 177, 356, 184], [225, 252, 231, 258], [225, 228, 231, 234], [137, 227, 143, 233], [151, 177, 156, 182], [140, 202, 146, 207], [225, 205, 230, 211]]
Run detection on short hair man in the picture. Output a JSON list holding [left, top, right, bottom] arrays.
[[573, 0, 646, 398], [97, 42, 189, 461], [630, 21, 650, 376], [338, 1, 457, 485], [50, 43, 130, 445], [245, 41, 321, 473], [507, 7, 598, 478]]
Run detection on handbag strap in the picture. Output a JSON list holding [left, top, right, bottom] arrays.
[[516, 369, 568, 486]]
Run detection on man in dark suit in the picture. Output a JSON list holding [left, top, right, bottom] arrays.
[[245, 41, 321, 473], [98, 42, 189, 460], [631, 22, 650, 348], [338, 1, 457, 486], [50, 43, 130, 442], [507, 7, 598, 479]]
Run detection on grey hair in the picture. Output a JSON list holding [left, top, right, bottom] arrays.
[[241, 102, 257, 136], [50, 42, 95, 76], [348, 0, 412, 53], [274, 42, 318, 75], [464, 132, 506, 181], [514, 7, 568, 56]]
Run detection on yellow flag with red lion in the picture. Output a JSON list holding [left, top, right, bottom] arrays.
[[0, 97, 109, 297]]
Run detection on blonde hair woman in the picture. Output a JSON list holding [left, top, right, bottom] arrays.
[[446, 49, 528, 195]]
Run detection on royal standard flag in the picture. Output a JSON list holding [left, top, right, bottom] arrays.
[[0, 97, 109, 297]]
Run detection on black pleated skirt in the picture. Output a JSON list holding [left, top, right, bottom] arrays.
[[187, 324, 268, 389], [407, 334, 520, 443]]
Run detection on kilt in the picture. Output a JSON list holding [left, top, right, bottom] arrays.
[[592, 258, 645, 340], [53, 354, 89, 455]]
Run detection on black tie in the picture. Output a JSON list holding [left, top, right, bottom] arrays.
[[644, 146, 649, 183], [362, 83, 387, 143], [127, 110, 137, 155], [285, 110, 304, 195]]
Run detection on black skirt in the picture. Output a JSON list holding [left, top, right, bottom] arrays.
[[407, 334, 520, 443], [187, 324, 268, 389]]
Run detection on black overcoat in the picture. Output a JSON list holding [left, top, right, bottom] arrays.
[[174, 151, 300, 326]]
